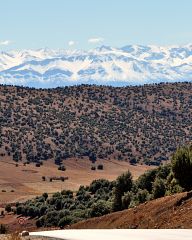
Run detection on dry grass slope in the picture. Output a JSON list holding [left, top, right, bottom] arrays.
[[0, 158, 151, 204]]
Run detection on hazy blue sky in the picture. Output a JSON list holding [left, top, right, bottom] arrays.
[[1, 0, 192, 50]]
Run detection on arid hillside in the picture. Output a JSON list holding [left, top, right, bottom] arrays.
[[1, 83, 192, 166], [70, 191, 192, 229]]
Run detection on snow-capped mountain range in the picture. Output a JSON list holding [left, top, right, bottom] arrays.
[[0, 44, 192, 87]]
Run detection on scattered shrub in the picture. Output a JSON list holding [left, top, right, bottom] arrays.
[[97, 164, 104, 170], [0, 224, 7, 234], [91, 166, 96, 170], [5, 204, 12, 213], [42, 192, 48, 200], [58, 165, 66, 171]]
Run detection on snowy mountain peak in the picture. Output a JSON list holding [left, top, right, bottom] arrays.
[[96, 45, 114, 52], [0, 44, 192, 88]]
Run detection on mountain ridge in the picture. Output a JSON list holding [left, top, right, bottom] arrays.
[[1, 44, 192, 87]]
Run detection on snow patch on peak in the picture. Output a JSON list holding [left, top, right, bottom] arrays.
[[0, 44, 192, 87]]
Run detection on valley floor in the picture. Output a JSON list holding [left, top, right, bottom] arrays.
[[0, 158, 151, 205]]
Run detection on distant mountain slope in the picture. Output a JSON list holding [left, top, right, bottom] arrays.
[[70, 191, 192, 229], [0, 44, 192, 87], [0, 83, 192, 165]]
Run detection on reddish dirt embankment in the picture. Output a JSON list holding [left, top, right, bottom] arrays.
[[70, 192, 192, 229]]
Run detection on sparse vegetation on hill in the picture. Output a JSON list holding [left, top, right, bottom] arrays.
[[1, 82, 192, 166]]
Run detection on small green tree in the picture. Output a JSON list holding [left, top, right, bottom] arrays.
[[116, 171, 133, 194], [97, 164, 104, 170], [89, 152, 97, 163], [112, 186, 122, 211], [58, 216, 73, 229], [42, 192, 48, 200], [90, 200, 111, 217], [91, 166, 96, 170], [16, 205, 24, 215], [0, 224, 7, 234], [40, 205, 47, 216], [122, 192, 132, 209], [172, 145, 192, 191], [136, 189, 149, 203], [137, 169, 157, 193], [152, 178, 166, 199], [5, 204, 12, 213], [112, 171, 133, 211], [36, 216, 45, 228]]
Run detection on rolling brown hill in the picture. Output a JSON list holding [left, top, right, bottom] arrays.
[[0, 157, 150, 204], [70, 191, 192, 229], [1, 82, 192, 166]]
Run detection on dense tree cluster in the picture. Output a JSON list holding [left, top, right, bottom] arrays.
[[13, 160, 185, 228], [0, 82, 192, 165], [15, 180, 114, 228]]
